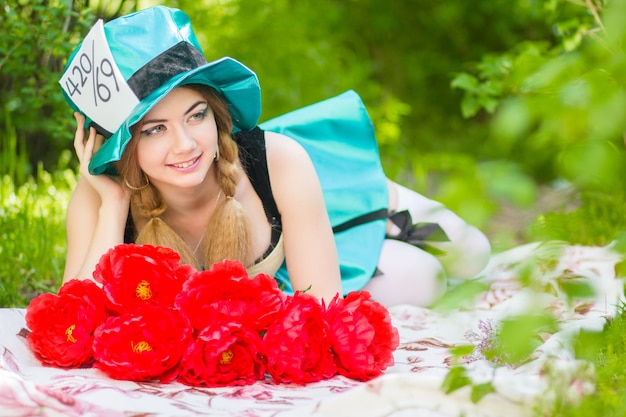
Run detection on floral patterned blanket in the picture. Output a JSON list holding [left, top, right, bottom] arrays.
[[1, 242, 623, 417]]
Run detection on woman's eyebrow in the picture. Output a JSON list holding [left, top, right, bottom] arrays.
[[184, 100, 208, 115], [142, 100, 207, 125]]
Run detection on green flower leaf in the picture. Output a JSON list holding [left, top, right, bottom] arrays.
[[442, 366, 471, 394]]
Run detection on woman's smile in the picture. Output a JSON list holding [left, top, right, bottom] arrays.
[[168, 154, 203, 171]]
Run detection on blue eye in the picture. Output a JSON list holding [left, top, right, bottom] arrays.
[[190, 108, 208, 121], [141, 125, 165, 136]]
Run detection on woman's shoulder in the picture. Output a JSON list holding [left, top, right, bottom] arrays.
[[263, 130, 320, 206], [264, 130, 310, 167]]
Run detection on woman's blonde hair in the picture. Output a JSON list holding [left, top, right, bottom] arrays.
[[117, 84, 252, 270]]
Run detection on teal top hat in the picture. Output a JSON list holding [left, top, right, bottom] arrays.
[[59, 6, 261, 175]]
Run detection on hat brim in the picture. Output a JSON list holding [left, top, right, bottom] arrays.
[[88, 56, 261, 175]]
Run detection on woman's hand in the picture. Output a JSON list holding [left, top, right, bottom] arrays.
[[73, 112, 129, 204]]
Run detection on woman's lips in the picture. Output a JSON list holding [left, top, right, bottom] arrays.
[[168, 154, 202, 171]]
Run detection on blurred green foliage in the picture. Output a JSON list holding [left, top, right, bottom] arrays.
[[0, 0, 94, 173], [456, 0, 626, 191]]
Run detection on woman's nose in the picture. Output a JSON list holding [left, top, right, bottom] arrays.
[[171, 125, 196, 153]]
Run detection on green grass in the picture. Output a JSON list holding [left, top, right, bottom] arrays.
[[530, 191, 626, 248], [0, 158, 76, 307], [526, 194, 626, 416], [542, 305, 626, 417], [588, 308, 626, 416]]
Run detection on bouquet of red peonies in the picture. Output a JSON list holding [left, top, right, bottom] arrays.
[[25, 244, 399, 387]]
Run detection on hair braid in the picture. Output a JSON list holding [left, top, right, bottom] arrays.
[[202, 131, 252, 267]]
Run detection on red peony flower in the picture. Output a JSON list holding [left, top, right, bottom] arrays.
[[92, 306, 192, 382], [263, 292, 336, 384], [93, 244, 195, 314], [178, 321, 265, 387], [175, 259, 286, 334], [25, 279, 107, 368], [325, 291, 399, 381]]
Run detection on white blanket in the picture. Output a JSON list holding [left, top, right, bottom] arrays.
[[1, 242, 623, 417]]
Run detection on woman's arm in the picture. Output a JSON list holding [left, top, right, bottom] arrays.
[[63, 114, 131, 283], [265, 131, 342, 303], [63, 177, 130, 282]]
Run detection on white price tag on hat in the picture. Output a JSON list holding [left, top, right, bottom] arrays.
[[59, 20, 139, 135]]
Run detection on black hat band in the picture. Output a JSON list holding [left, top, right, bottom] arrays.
[[127, 41, 207, 101]]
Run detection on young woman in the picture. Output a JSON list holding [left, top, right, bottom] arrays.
[[62, 6, 491, 307]]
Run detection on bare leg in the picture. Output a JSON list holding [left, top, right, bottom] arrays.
[[363, 239, 446, 307]]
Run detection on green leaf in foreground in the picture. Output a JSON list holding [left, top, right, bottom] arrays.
[[448, 344, 476, 358], [431, 279, 489, 313], [471, 382, 495, 403], [441, 366, 471, 394], [484, 313, 558, 365], [556, 276, 596, 301]]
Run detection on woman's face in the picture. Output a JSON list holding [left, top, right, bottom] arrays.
[[136, 87, 219, 190]]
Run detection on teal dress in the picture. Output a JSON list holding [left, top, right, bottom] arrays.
[[259, 90, 389, 294]]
